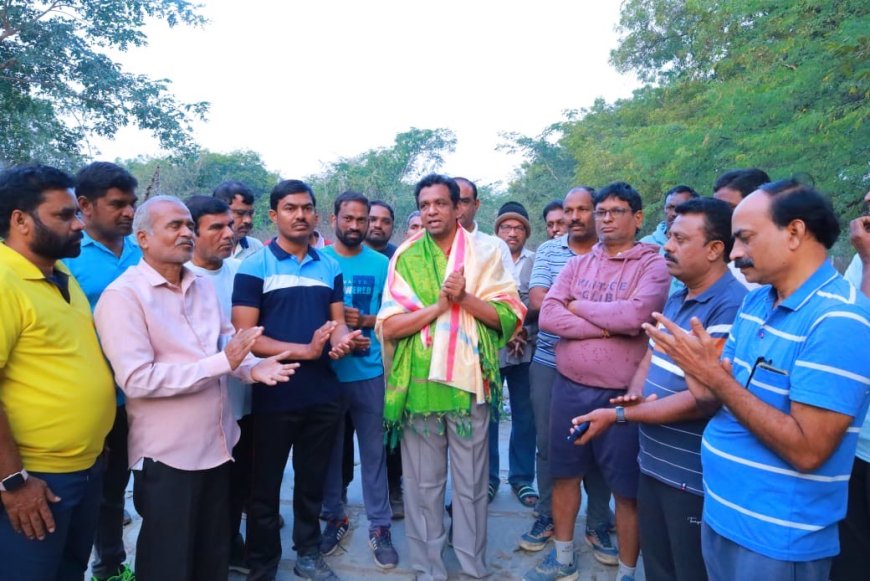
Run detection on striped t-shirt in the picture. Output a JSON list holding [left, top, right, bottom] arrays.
[[702, 260, 870, 561], [639, 270, 747, 495], [530, 235, 578, 368]]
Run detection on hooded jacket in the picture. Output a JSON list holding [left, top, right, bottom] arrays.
[[539, 241, 669, 389]]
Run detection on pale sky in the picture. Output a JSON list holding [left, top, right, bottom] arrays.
[[90, 0, 639, 189]]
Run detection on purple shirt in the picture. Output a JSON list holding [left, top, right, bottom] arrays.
[[95, 260, 256, 471]]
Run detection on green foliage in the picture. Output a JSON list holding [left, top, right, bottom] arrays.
[[305, 128, 457, 236], [0, 0, 209, 166], [508, 0, 870, 242]]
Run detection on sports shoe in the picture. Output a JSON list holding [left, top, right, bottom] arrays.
[[320, 516, 350, 556], [369, 526, 399, 569], [585, 525, 619, 566], [294, 552, 339, 580], [93, 564, 135, 581], [522, 548, 578, 581], [519, 515, 555, 552]]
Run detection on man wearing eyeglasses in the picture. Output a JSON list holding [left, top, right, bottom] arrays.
[[455, 177, 514, 274], [527, 182, 669, 581], [491, 202, 538, 508], [214, 180, 264, 260]]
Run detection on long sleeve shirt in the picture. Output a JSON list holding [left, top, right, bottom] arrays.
[[95, 260, 257, 471]]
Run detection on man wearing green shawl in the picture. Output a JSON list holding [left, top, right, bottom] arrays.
[[376, 174, 525, 580]]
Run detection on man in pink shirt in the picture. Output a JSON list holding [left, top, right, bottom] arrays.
[[94, 195, 299, 580]]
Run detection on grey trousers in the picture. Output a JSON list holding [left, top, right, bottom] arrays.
[[401, 402, 490, 581], [529, 361, 612, 528]]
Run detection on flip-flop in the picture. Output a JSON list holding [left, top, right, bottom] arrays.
[[512, 484, 539, 508]]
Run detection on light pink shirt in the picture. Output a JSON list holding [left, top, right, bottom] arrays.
[[94, 260, 256, 471]]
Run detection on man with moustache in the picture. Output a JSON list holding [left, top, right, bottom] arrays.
[[454, 176, 514, 273], [62, 161, 140, 581], [232, 180, 360, 581], [518, 187, 615, 563], [640, 185, 699, 247], [183, 195, 254, 574], [542, 201, 567, 240], [365, 200, 398, 258], [377, 173, 525, 580], [647, 181, 870, 580], [214, 180, 264, 260], [491, 202, 538, 507], [320, 192, 397, 568], [529, 182, 669, 581], [95, 195, 298, 580], [573, 198, 746, 581], [0, 165, 115, 581]]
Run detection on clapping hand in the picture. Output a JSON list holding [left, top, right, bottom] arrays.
[[225, 327, 264, 369], [251, 351, 300, 385]]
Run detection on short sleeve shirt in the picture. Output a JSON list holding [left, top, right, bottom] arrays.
[[702, 261, 870, 561], [530, 235, 576, 368], [233, 240, 343, 412]]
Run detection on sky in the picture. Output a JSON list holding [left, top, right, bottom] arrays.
[[90, 1, 640, 190]]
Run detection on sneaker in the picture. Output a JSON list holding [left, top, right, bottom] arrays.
[[320, 516, 350, 556], [294, 552, 339, 580], [519, 515, 555, 552], [94, 564, 135, 581], [369, 526, 399, 569], [585, 525, 619, 566], [522, 548, 578, 581]]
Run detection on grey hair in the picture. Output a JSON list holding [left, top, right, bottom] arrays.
[[132, 195, 187, 235], [406, 210, 421, 227]]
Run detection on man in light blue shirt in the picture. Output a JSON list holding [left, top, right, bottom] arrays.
[[320, 192, 397, 569], [647, 180, 870, 580], [63, 161, 140, 581]]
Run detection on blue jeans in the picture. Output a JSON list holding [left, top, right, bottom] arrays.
[[322, 376, 391, 529], [0, 458, 104, 581], [489, 363, 536, 488]]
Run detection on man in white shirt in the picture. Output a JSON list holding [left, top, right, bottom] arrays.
[[454, 177, 514, 273], [213, 180, 264, 260]]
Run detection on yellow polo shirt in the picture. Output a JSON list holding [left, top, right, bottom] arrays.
[[0, 243, 114, 473]]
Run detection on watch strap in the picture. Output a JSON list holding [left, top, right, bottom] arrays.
[[0, 469, 29, 492], [615, 406, 627, 424]]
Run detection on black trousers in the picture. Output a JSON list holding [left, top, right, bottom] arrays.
[[246, 401, 342, 580], [132, 459, 231, 581], [831, 457, 870, 580], [341, 412, 355, 490], [637, 473, 707, 581], [91, 404, 131, 578]]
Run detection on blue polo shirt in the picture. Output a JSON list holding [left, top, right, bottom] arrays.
[[702, 260, 870, 561], [530, 234, 578, 368], [63, 232, 141, 406], [63, 233, 141, 310], [321, 246, 388, 383], [639, 270, 747, 495], [233, 240, 343, 413]]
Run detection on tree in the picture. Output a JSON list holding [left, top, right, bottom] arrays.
[[0, 0, 209, 167], [305, 128, 458, 235]]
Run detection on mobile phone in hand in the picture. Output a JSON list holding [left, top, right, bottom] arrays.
[[566, 421, 590, 442]]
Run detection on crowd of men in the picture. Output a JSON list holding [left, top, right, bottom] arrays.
[[0, 161, 868, 581]]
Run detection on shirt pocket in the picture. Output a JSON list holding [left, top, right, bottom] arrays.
[[747, 364, 791, 412]]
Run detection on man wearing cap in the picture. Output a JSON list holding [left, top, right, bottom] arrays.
[[491, 202, 538, 506]]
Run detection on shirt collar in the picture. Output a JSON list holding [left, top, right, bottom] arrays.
[[514, 246, 534, 263], [136, 258, 197, 292], [0, 242, 71, 281], [556, 233, 571, 250], [238, 236, 250, 250], [778, 260, 839, 312], [81, 231, 138, 257], [268, 238, 320, 263], [678, 268, 738, 305]]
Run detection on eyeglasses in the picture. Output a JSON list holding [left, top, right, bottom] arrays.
[[497, 224, 526, 234], [593, 208, 632, 219]]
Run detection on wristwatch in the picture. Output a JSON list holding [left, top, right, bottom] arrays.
[[0, 469, 29, 492], [615, 406, 627, 424]]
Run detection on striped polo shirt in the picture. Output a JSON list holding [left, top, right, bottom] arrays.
[[233, 240, 343, 412], [639, 270, 747, 495], [702, 260, 870, 561], [530, 234, 578, 368]]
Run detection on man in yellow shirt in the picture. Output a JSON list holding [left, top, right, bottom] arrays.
[[0, 165, 115, 581]]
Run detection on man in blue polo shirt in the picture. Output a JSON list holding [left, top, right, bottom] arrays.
[[574, 198, 746, 580], [62, 161, 139, 581], [519, 186, 615, 562], [647, 180, 870, 580], [232, 179, 360, 581], [320, 191, 397, 568]]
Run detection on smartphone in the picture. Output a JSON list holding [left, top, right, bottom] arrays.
[[566, 421, 591, 442]]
